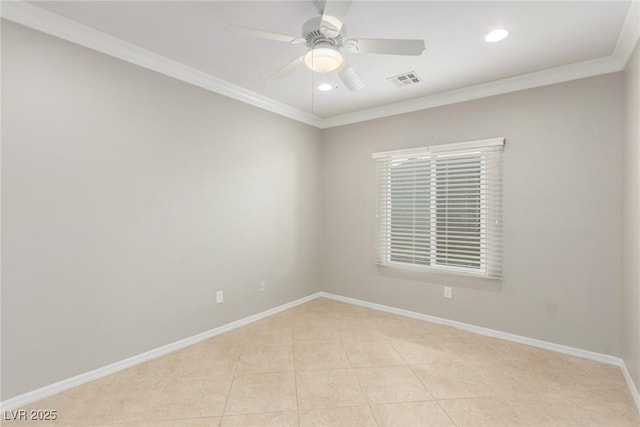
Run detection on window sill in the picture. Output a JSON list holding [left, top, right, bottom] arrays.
[[377, 261, 498, 279]]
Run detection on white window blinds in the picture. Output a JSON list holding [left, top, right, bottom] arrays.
[[373, 138, 504, 279]]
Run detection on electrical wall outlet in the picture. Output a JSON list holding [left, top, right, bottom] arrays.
[[216, 290, 223, 304], [260, 281, 266, 291], [444, 286, 452, 299]]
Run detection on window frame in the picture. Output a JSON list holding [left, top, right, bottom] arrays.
[[373, 138, 504, 279]]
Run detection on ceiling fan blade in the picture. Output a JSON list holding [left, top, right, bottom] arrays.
[[338, 62, 365, 91], [266, 57, 305, 82], [344, 38, 425, 56], [227, 24, 304, 44], [319, 0, 353, 38]]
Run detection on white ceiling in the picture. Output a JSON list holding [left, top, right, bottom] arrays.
[[13, 1, 637, 122]]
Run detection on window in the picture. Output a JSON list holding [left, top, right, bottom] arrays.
[[373, 138, 504, 279]]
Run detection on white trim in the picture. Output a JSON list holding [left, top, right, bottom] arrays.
[[613, 0, 640, 68], [0, 1, 322, 128], [372, 138, 504, 159], [320, 56, 622, 128], [318, 291, 640, 410], [430, 138, 505, 153], [0, 1, 633, 130], [319, 292, 620, 364], [621, 362, 640, 410], [0, 292, 322, 412], [372, 147, 429, 160]]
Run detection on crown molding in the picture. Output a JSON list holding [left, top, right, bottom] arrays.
[[319, 55, 623, 128], [613, 0, 640, 68], [321, 0, 636, 128], [1, 0, 635, 131], [0, 1, 323, 128]]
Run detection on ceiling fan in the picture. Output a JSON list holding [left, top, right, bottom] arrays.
[[228, 0, 425, 91]]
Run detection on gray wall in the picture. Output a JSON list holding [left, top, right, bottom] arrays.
[[1, 21, 322, 399], [622, 40, 640, 390], [321, 73, 623, 356], [1, 18, 632, 402]]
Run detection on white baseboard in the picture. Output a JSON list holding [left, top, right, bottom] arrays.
[[318, 292, 619, 364], [3, 290, 639, 413], [0, 292, 321, 412], [621, 361, 640, 410], [319, 291, 640, 410]]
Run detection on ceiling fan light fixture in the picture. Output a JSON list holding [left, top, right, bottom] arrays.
[[304, 46, 343, 73], [485, 29, 509, 42]]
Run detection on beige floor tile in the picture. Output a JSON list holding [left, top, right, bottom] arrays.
[[149, 418, 223, 427], [70, 375, 171, 424], [576, 404, 640, 426], [371, 401, 455, 427], [335, 326, 390, 343], [298, 406, 377, 427], [197, 330, 250, 350], [499, 391, 637, 426], [342, 342, 405, 367], [354, 365, 433, 405], [67, 376, 230, 424], [560, 388, 640, 426], [390, 338, 457, 365], [254, 315, 297, 329], [236, 345, 294, 375], [224, 372, 296, 416], [86, 363, 159, 389], [362, 309, 409, 323], [143, 377, 231, 421], [296, 369, 367, 410], [480, 335, 551, 363], [558, 356, 628, 389], [187, 338, 243, 359], [237, 324, 293, 348], [564, 386, 637, 407], [512, 352, 629, 393], [454, 341, 512, 367], [293, 323, 340, 342], [132, 349, 238, 380], [221, 411, 298, 427], [293, 341, 351, 371], [456, 357, 524, 395], [369, 317, 447, 342], [438, 396, 524, 427], [93, 417, 223, 426], [410, 360, 493, 399]]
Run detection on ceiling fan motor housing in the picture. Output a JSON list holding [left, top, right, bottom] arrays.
[[302, 16, 346, 48]]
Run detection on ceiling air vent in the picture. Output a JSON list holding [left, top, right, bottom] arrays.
[[387, 71, 421, 87]]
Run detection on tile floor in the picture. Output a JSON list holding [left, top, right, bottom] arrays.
[[5, 298, 639, 426]]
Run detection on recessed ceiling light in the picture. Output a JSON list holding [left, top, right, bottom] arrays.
[[318, 83, 334, 91], [485, 29, 509, 43]]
